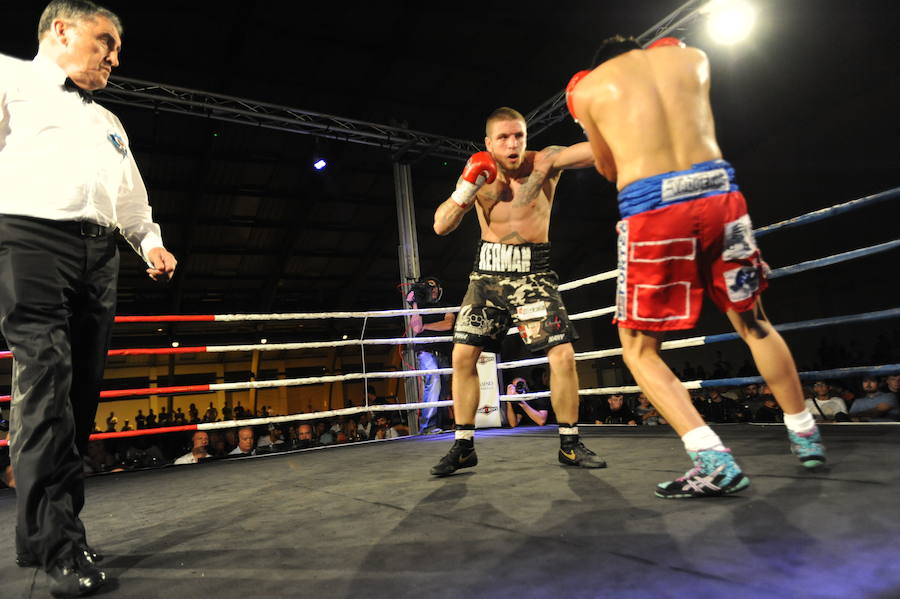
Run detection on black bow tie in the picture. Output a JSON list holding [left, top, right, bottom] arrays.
[[63, 78, 93, 103]]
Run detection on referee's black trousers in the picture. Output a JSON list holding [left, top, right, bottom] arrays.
[[0, 215, 118, 569]]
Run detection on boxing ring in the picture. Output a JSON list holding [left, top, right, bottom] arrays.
[[1, 187, 899, 598]]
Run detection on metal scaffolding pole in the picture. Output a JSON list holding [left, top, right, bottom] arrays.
[[393, 162, 422, 432], [95, 77, 480, 163]]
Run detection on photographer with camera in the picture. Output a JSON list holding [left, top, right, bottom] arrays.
[[505, 377, 553, 428], [406, 276, 456, 434]]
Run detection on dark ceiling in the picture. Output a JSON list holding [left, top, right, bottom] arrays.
[[2, 1, 898, 350]]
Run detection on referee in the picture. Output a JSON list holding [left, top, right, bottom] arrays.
[[0, 1, 176, 595]]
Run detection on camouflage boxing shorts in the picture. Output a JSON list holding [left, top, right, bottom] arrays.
[[452, 241, 578, 353]]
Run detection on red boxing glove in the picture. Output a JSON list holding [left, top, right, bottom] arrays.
[[452, 151, 497, 207], [647, 37, 685, 49], [566, 69, 591, 124]]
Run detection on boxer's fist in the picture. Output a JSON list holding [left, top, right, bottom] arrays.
[[566, 70, 591, 124], [451, 152, 497, 207], [647, 37, 685, 49]]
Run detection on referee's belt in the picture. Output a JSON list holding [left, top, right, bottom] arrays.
[[58, 220, 116, 238]]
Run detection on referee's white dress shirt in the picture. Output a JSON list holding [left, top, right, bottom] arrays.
[[0, 52, 163, 262]]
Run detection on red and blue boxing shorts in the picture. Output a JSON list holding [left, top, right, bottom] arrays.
[[614, 159, 769, 331]]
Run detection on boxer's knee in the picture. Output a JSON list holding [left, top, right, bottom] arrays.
[[547, 343, 576, 373], [452, 344, 481, 373]]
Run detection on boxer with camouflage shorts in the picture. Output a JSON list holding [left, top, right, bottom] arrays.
[[429, 107, 605, 476]]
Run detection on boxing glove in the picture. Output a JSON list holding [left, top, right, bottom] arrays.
[[566, 69, 591, 124], [647, 37, 685, 49], [450, 151, 497, 207]]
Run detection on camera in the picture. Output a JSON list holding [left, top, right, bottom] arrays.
[[514, 380, 528, 394], [407, 276, 442, 306]]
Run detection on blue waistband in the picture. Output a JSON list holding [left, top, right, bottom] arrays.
[[617, 159, 738, 218]]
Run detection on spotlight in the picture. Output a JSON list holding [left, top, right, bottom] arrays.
[[342, 334, 349, 340], [171, 341, 180, 348], [313, 158, 327, 171], [704, 0, 756, 45], [260, 338, 268, 344]]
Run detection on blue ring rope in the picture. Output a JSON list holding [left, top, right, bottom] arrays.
[[768, 238, 900, 280], [754, 186, 899, 238], [698, 364, 900, 388]]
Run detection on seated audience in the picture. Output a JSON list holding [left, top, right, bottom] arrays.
[[228, 426, 256, 456], [805, 380, 849, 422], [850, 375, 900, 422], [174, 431, 210, 465], [505, 377, 552, 427]]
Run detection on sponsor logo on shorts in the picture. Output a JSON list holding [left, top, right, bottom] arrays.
[[616, 220, 629, 320], [479, 242, 532, 273], [724, 265, 761, 302], [547, 334, 565, 343], [660, 168, 730, 203], [455, 305, 492, 336], [723, 214, 757, 261], [543, 315, 563, 333], [516, 301, 547, 321], [517, 321, 543, 345]]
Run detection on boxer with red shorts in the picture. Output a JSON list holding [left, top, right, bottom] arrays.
[[614, 159, 769, 331], [567, 35, 826, 499]]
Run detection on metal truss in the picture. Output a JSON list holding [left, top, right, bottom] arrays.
[[95, 76, 481, 163], [93, 1, 707, 159]]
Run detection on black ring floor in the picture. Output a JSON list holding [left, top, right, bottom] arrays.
[[2, 424, 898, 599]]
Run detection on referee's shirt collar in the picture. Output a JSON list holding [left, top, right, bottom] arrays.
[[31, 52, 68, 87]]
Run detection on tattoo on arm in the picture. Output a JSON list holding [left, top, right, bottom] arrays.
[[513, 146, 564, 206], [515, 169, 547, 206]]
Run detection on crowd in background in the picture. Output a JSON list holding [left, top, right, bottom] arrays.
[[1, 361, 898, 484]]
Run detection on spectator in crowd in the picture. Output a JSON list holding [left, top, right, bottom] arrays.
[[702, 388, 737, 423], [158, 406, 171, 427], [228, 426, 256, 456], [373, 414, 409, 439], [256, 424, 287, 453], [316, 420, 336, 445], [753, 386, 783, 422], [173, 407, 186, 425], [633, 392, 663, 426], [207, 431, 228, 457], [805, 380, 849, 422], [357, 412, 374, 440], [342, 418, 363, 443], [188, 403, 200, 424], [173, 431, 210, 465], [600, 394, 638, 426], [222, 402, 233, 421], [741, 383, 765, 416], [120, 420, 133, 432], [203, 401, 218, 423], [135, 409, 146, 430], [505, 377, 552, 427], [406, 276, 455, 434], [886, 373, 900, 396], [850, 375, 900, 422], [234, 401, 246, 419], [83, 440, 119, 474], [105, 411, 117, 432], [293, 423, 316, 449], [145, 408, 157, 428]]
